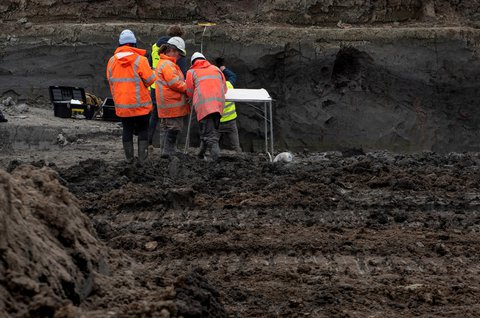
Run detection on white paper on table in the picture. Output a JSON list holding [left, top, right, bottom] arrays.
[[225, 88, 272, 102]]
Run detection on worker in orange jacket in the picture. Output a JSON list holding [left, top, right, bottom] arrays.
[[186, 52, 227, 161], [154, 37, 189, 158], [106, 29, 156, 164]]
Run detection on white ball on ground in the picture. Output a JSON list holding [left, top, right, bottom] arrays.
[[273, 152, 293, 163]]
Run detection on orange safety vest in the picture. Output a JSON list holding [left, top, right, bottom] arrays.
[[106, 46, 156, 117], [186, 59, 227, 121], [155, 54, 190, 118]]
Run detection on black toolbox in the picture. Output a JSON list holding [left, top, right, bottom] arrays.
[[101, 97, 120, 121], [49, 86, 87, 118]]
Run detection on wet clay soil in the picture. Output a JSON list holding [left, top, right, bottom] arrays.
[[50, 151, 480, 317]]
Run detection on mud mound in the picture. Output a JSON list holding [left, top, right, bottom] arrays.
[[118, 269, 228, 318], [0, 164, 230, 317], [0, 165, 108, 317], [174, 269, 227, 318]]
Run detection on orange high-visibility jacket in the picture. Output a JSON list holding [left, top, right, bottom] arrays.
[[155, 54, 190, 118], [186, 59, 227, 121], [106, 46, 156, 117]]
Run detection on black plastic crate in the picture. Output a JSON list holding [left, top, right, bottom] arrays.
[[49, 86, 86, 118], [53, 101, 72, 118], [102, 97, 121, 121]]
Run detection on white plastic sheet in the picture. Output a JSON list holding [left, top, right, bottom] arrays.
[[225, 88, 272, 102]]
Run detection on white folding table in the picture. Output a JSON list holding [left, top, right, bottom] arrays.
[[225, 88, 274, 156]]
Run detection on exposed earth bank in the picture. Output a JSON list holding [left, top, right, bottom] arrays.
[[2, 1, 480, 152], [2, 0, 480, 25]]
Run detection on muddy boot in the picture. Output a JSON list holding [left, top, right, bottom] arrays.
[[168, 130, 179, 153], [210, 142, 221, 162], [138, 140, 149, 164], [161, 130, 178, 158], [148, 144, 155, 156], [161, 136, 174, 158], [197, 141, 207, 160], [123, 141, 134, 164]]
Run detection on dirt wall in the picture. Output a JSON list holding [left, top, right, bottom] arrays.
[[1, 1, 480, 25], [2, 23, 480, 153]]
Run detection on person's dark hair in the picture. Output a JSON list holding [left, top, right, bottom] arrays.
[[119, 43, 137, 48], [162, 44, 181, 56], [167, 25, 185, 37], [192, 57, 205, 65], [158, 44, 169, 54], [214, 57, 225, 67]]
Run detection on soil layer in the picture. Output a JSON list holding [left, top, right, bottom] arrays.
[[45, 150, 480, 317]]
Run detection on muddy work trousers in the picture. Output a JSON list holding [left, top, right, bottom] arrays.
[[160, 116, 185, 131], [219, 119, 241, 152], [158, 116, 186, 157], [198, 113, 221, 160], [199, 113, 220, 145], [159, 116, 186, 149], [121, 114, 149, 143]]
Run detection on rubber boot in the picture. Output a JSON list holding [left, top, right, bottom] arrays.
[[123, 141, 134, 164], [138, 140, 149, 164], [210, 142, 221, 162], [161, 130, 178, 158], [168, 130, 179, 153], [159, 130, 166, 150], [159, 130, 168, 158], [197, 141, 207, 160], [148, 144, 155, 156]]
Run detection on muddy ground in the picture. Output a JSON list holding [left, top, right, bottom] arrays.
[[59, 150, 480, 317], [0, 107, 480, 317], [1, 1, 480, 316], [4, 137, 480, 316]]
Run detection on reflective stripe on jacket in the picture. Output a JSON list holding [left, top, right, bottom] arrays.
[[220, 81, 237, 123], [155, 54, 189, 118], [150, 43, 160, 89], [106, 46, 156, 117], [186, 59, 227, 122]]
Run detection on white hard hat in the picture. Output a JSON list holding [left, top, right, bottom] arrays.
[[167, 37, 186, 56], [119, 29, 136, 45], [191, 52, 205, 64]]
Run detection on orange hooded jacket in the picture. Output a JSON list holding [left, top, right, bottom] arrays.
[[106, 46, 156, 117], [186, 59, 227, 121], [155, 54, 190, 118]]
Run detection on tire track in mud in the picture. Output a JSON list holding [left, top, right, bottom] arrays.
[[91, 207, 480, 316], [59, 151, 480, 317]]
